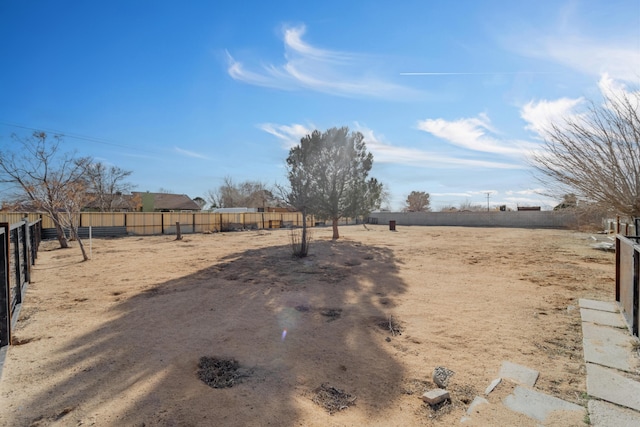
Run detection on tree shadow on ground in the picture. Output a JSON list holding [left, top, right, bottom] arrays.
[[12, 239, 408, 426]]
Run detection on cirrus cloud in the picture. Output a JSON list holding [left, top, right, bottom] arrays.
[[226, 25, 421, 100]]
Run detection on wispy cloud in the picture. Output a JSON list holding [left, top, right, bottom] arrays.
[[259, 122, 314, 149], [432, 190, 498, 197], [416, 113, 537, 156], [520, 74, 639, 139], [227, 25, 420, 99], [505, 188, 546, 196], [535, 37, 640, 82], [174, 147, 209, 160], [520, 96, 583, 136], [598, 73, 640, 109], [353, 123, 523, 169], [503, 6, 640, 82]]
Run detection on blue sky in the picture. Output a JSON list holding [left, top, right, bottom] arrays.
[[1, 0, 639, 210]]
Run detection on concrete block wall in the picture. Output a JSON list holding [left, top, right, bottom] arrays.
[[368, 211, 578, 229]]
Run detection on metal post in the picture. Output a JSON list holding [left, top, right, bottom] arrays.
[[0, 224, 9, 347]]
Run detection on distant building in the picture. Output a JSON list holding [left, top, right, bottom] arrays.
[[517, 206, 541, 211], [212, 207, 257, 213], [132, 192, 201, 212]]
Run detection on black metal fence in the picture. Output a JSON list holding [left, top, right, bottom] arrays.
[[0, 218, 41, 348], [616, 235, 640, 337]]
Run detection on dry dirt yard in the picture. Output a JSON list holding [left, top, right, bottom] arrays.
[[0, 225, 617, 426]]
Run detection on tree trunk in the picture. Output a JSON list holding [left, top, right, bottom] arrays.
[[332, 218, 339, 240], [51, 215, 69, 248], [70, 226, 89, 261], [300, 210, 308, 256]]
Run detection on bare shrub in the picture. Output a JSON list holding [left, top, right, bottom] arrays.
[[290, 227, 312, 257]]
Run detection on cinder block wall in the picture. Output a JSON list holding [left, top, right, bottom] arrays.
[[368, 211, 578, 228]]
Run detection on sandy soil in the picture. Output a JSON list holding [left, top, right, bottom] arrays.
[[0, 225, 617, 426]]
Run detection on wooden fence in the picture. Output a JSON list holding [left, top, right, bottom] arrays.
[[616, 235, 640, 337], [1, 218, 41, 348], [0, 211, 313, 238]]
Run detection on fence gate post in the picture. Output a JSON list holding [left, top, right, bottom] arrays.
[[1, 223, 10, 347], [634, 248, 639, 337]]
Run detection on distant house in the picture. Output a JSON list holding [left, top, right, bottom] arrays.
[[132, 192, 201, 212]]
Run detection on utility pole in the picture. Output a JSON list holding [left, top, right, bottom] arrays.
[[485, 192, 491, 211]]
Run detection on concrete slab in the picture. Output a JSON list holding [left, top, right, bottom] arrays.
[[484, 378, 501, 395], [579, 299, 619, 313], [503, 385, 584, 422], [498, 361, 539, 387], [582, 322, 636, 372], [460, 396, 489, 424], [588, 400, 640, 427], [466, 396, 489, 415], [586, 363, 640, 411], [581, 308, 626, 328]]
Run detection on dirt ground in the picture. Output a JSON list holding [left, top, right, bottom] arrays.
[[0, 225, 617, 426]]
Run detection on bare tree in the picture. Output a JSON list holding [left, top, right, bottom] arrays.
[[285, 127, 383, 240], [85, 162, 135, 211], [205, 188, 221, 209], [530, 88, 640, 223], [57, 178, 91, 260], [0, 131, 92, 258], [207, 176, 276, 209], [403, 191, 431, 212]]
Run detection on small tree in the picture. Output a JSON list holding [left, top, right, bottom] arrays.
[[530, 88, 640, 226], [0, 132, 91, 258], [403, 191, 431, 212], [286, 127, 383, 240], [193, 196, 207, 210]]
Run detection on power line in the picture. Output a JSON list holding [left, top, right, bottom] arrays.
[[0, 120, 163, 155]]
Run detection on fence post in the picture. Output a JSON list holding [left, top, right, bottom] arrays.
[[12, 227, 21, 305], [0, 224, 9, 347], [176, 222, 182, 240], [22, 219, 31, 284]]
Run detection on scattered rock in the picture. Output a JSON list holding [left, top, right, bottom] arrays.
[[433, 366, 455, 388], [421, 389, 450, 406]]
